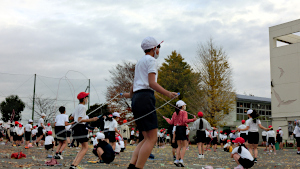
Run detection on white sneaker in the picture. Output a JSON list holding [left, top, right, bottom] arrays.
[[198, 154, 202, 158], [202, 154, 204, 158], [174, 160, 179, 167], [234, 164, 244, 169], [58, 154, 63, 159], [179, 159, 184, 167]]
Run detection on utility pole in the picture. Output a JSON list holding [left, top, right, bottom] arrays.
[[88, 79, 90, 109], [32, 74, 36, 121]]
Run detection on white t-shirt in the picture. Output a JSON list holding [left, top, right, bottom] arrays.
[[66, 125, 71, 131], [205, 130, 210, 137], [172, 126, 176, 133], [55, 114, 69, 126], [13, 126, 18, 133], [120, 141, 125, 148], [131, 131, 135, 135], [109, 119, 118, 131], [232, 146, 254, 161], [238, 124, 248, 134], [93, 138, 98, 146], [72, 104, 87, 124], [17, 127, 24, 135], [32, 129, 37, 135], [262, 131, 267, 136], [115, 142, 121, 153], [104, 120, 111, 129], [38, 118, 44, 127], [133, 55, 157, 92], [293, 126, 300, 137], [267, 130, 276, 141], [222, 134, 227, 140], [45, 126, 52, 131], [25, 124, 32, 132], [166, 135, 170, 139], [246, 118, 261, 132], [211, 131, 218, 138], [186, 129, 190, 135], [224, 142, 231, 148], [279, 130, 283, 137], [45, 136, 54, 145]]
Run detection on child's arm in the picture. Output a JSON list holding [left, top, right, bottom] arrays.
[[123, 86, 133, 98], [172, 133, 176, 143], [115, 128, 122, 138], [148, 73, 177, 98]]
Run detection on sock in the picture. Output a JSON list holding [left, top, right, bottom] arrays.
[[59, 152, 62, 155], [56, 152, 58, 155], [127, 164, 135, 169]]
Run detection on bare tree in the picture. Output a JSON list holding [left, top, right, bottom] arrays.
[[192, 38, 236, 127], [27, 95, 60, 123]]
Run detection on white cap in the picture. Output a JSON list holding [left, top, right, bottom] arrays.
[[28, 119, 33, 123], [112, 112, 120, 117], [247, 109, 253, 115], [278, 127, 282, 130], [176, 100, 186, 107], [96, 132, 105, 140], [141, 36, 158, 51], [41, 113, 46, 117]]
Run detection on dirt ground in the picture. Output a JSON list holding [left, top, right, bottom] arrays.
[[0, 142, 299, 169]]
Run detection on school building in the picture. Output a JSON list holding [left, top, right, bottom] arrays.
[[269, 19, 300, 141]]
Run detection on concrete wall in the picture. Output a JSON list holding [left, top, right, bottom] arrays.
[[269, 19, 300, 141]]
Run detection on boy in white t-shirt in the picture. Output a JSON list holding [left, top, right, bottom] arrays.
[[31, 126, 38, 145], [70, 92, 98, 169], [231, 137, 254, 169], [36, 113, 46, 146], [24, 119, 33, 148]]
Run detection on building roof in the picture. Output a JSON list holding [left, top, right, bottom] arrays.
[[236, 94, 271, 103]]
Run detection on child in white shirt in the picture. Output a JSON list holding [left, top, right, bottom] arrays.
[[231, 137, 254, 169], [45, 131, 54, 152], [267, 126, 276, 155]]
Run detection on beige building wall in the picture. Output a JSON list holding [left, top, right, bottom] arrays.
[[269, 19, 300, 141]]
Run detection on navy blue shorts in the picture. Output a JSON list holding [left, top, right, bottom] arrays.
[[131, 89, 157, 132]]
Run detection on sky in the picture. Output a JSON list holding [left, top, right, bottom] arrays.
[[1, 0, 300, 123]]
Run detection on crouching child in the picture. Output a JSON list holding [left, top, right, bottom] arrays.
[[231, 137, 254, 169], [93, 132, 115, 164]]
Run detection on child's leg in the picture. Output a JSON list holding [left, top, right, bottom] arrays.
[[60, 140, 67, 153], [172, 148, 176, 156], [72, 142, 89, 166], [96, 147, 104, 160], [269, 144, 271, 152], [131, 129, 157, 168], [248, 144, 253, 156], [56, 141, 62, 153], [197, 143, 201, 154], [233, 153, 241, 165], [253, 144, 258, 158], [176, 140, 183, 160], [180, 140, 188, 160]]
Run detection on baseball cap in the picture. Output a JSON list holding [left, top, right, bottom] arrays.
[[47, 131, 52, 135], [19, 124, 22, 127], [176, 100, 186, 107], [112, 112, 120, 117], [77, 92, 89, 100], [241, 120, 245, 124], [220, 131, 223, 133], [131, 128, 134, 130], [47, 123, 51, 126], [247, 109, 253, 115], [15, 121, 19, 125], [123, 120, 127, 123], [278, 127, 282, 130], [96, 132, 105, 140], [141, 36, 159, 51], [41, 113, 46, 117], [33, 126, 36, 129], [233, 137, 245, 144], [227, 140, 230, 143], [28, 119, 33, 123], [198, 111, 203, 117], [268, 125, 272, 128]]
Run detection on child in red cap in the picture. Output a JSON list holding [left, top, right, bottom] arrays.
[[266, 125, 276, 155], [120, 119, 130, 149], [231, 137, 254, 169], [45, 131, 54, 152], [238, 120, 248, 147], [70, 92, 99, 169]]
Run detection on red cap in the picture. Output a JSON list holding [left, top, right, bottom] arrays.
[[19, 124, 22, 127], [89, 130, 92, 132], [227, 140, 230, 143], [48, 131, 52, 135], [77, 92, 89, 100], [93, 135, 95, 137], [220, 131, 223, 133], [108, 114, 113, 117], [231, 130, 234, 133], [198, 111, 203, 117], [123, 120, 127, 123], [225, 133, 227, 135], [233, 137, 245, 144], [33, 126, 36, 129], [115, 137, 119, 141], [132, 128, 134, 130], [160, 129, 163, 133], [167, 134, 169, 136], [268, 125, 272, 128], [15, 121, 19, 125], [277, 130, 279, 133], [47, 123, 51, 126], [137, 131, 139, 133], [241, 120, 245, 124]]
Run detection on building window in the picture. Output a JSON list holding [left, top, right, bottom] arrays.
[[236, 101, 251, 121], [236, 102, 271, 121]]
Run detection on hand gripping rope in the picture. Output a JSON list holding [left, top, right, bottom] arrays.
[[56, 92, 180, 140]]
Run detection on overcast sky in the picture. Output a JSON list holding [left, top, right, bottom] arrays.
[[1, 0, 300, 122]]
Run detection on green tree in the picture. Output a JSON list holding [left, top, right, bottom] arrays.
[[0, 95, 25, 122], [193, 38, 236, 127], [156, 50, 200, 128]]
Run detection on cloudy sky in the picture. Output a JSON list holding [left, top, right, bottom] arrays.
[[1, 0, 300, 122]]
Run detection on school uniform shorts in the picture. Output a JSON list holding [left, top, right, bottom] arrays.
[[55, 126, 67, 141], [196, 130, 206, 143], [131, 89, 158, 132], [104, 129, 109, 139], [239, 157, 254, 168], [45, 144, 54, 150], [37, 127, 43, 137], [25, 131, 31, 141], [268, 137, 275, 145], [240, 133, 248, 142], [108, 131, 116, 143], [296, 137, 300, 147], [130, 135, 135, 140], [93, 146, 115, 164], [212, 137, 218, 145], [206, 137, 211, 144], [248, 132, 259, 144], [72, 123, 89, 143], [262, 136, 267, 142], [277, 137, 282, 143], [175, 126, 188, 141]]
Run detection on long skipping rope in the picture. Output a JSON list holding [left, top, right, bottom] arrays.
[[56, 92, 181, 140]]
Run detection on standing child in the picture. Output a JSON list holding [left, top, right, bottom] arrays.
[[24, 119, 33, 148], [130, 128, 135, 145], [45, 131, 55, 153], [267, 125, 276, 155], [205, 129, 212, 151], [190, 111, 212, 158], [12, 122, 19, 146], [70, 92, 99, 169], [120, 119, 130, 149], [103, 115, 112, 143], [54, 106, 74, 159], [293, 121, 300, 155], [231, 137, 254, 169], [219, 131, 224, 148], [108, 112, 122, 150], [238, 120, 248, 148], [123, 36, 178, 169], [262, 130, 267, 151], [278, 127, 284, 150], [211, 127, 218, 152], [32, 126, 37, 146], [36, 113, 46, 146], [16, 124, 24, 146]]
